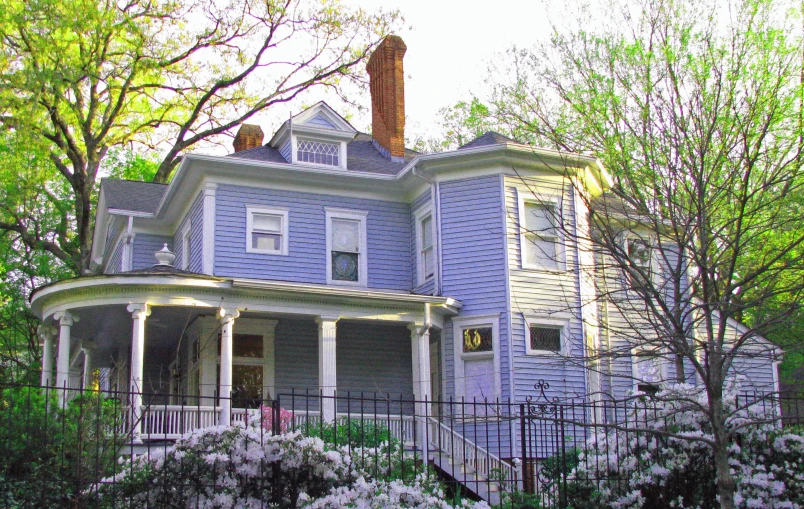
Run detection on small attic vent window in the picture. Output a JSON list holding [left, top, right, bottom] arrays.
[[297, 140, 339, 166]]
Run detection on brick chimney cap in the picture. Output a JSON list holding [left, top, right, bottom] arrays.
[[236, 124, 264, 137], [380, 34, 406, 50]]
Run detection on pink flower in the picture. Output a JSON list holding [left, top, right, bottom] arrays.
[[259, 405, 295, 433]]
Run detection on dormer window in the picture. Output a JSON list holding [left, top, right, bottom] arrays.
[[297, 139, 340, 166]]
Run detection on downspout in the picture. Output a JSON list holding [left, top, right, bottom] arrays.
[[419, 302, 432, 335]]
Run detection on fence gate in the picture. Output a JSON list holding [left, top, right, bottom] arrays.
[[519, 380, 573, 508]]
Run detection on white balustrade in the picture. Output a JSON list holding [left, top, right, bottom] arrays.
[[136, 405, 222, 439]]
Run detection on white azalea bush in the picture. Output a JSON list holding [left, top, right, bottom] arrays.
[[306, 475, 490, 508], [556, 384, 804, 509], [90, 424, 489, 508]]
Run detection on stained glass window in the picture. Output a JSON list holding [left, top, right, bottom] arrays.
[[462, 327, 493, 353], [627, 238, 651, 290], [297, 140, 339, 166], [332, 218, 359, 281]]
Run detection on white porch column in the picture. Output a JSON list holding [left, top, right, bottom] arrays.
[[316, 316, 339, 422], [53, 311, 78, 402], [409, 322, 432, 457], [408, 323, 432, 403], [82, 341, 97, 390], [37, 325, 57, 387], [219, 307, 240, 426], [127, 303, 150, 440]]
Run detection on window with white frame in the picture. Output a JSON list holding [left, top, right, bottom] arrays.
[[180, 223, 191, 270], [246, 206, 289, 255], [454, 315, 500, 402], [524, 317, 568, 355], [625, 237, 652, 291], [325, 208, 368, 286], [297, 139, 339, 166], [521, 199, 561, 270], [415, 206, 435, 285]]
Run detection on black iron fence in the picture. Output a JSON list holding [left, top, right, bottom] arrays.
[[1, 382, 802, 508]]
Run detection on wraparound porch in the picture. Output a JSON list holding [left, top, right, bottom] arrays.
[[30, 271, 459, 437]]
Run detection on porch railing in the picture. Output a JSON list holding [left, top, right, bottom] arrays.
[[429, 416, 517, 492]]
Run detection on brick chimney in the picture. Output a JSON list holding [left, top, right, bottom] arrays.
[[367, 35, 406, 162], [233, 124, 264, 152]]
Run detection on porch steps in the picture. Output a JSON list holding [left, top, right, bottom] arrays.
[[429, 450, 503, 506], [425, 417, 516, 506]]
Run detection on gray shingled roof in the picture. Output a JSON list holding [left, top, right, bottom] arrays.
[[226, 133, 417, 175], [102, 179, 167, 214], [458, 131, 526, 150], [125, 264, 206, 276]]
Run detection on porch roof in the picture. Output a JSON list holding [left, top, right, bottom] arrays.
[[30, 272, 462, 324]]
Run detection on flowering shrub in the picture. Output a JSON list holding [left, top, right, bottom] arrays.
[[303, 474, 491, 508], [556, 385, 804, 509], [92, 426, 358, 508], [259, 405, 295, 433], [91, 424, 490, 508]]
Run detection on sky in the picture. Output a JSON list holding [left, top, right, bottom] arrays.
[[247, 0, 554, 144]]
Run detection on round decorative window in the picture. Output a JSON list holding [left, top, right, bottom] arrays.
[[332, 252, 358, 281]]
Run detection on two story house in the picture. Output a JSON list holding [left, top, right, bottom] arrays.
[[30, 35, 779, 459]]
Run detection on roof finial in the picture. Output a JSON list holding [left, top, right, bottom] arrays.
[[154, 244, 176, 266]]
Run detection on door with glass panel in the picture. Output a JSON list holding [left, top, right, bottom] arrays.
[[219, 333, 268, 409]]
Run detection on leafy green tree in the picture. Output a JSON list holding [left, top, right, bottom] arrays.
[[0, 0, 401, 272], [447, 1, 804, 507]]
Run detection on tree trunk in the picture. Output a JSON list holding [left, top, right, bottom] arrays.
[[711, 396, 736, 509]]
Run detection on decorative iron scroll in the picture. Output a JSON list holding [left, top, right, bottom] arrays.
[[525, 379, 560, 416]]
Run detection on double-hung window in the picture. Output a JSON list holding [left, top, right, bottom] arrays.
[[326, 208, 368, 286], [521, 199, 561, 270], [415, 206, 435, 285], [246, 206, 289, 255]]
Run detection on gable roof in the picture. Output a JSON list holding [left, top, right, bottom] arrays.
[[458, 131, 527, 150], [102, 179, 167, 214]]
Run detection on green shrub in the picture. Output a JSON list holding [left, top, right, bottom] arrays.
[[0, 386, 126, 507]]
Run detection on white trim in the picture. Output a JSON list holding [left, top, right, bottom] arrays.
[[500, 175, 515, 401], [325, 208, 368, 287], [453, 314, 501, 400], [523, 316, 570, 356], [245, 206, 289, 256], [180, 221, 192, 270], [202, 183, 217, 275], [414, 204, 436, 286], [517, 191, 565, 271]]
